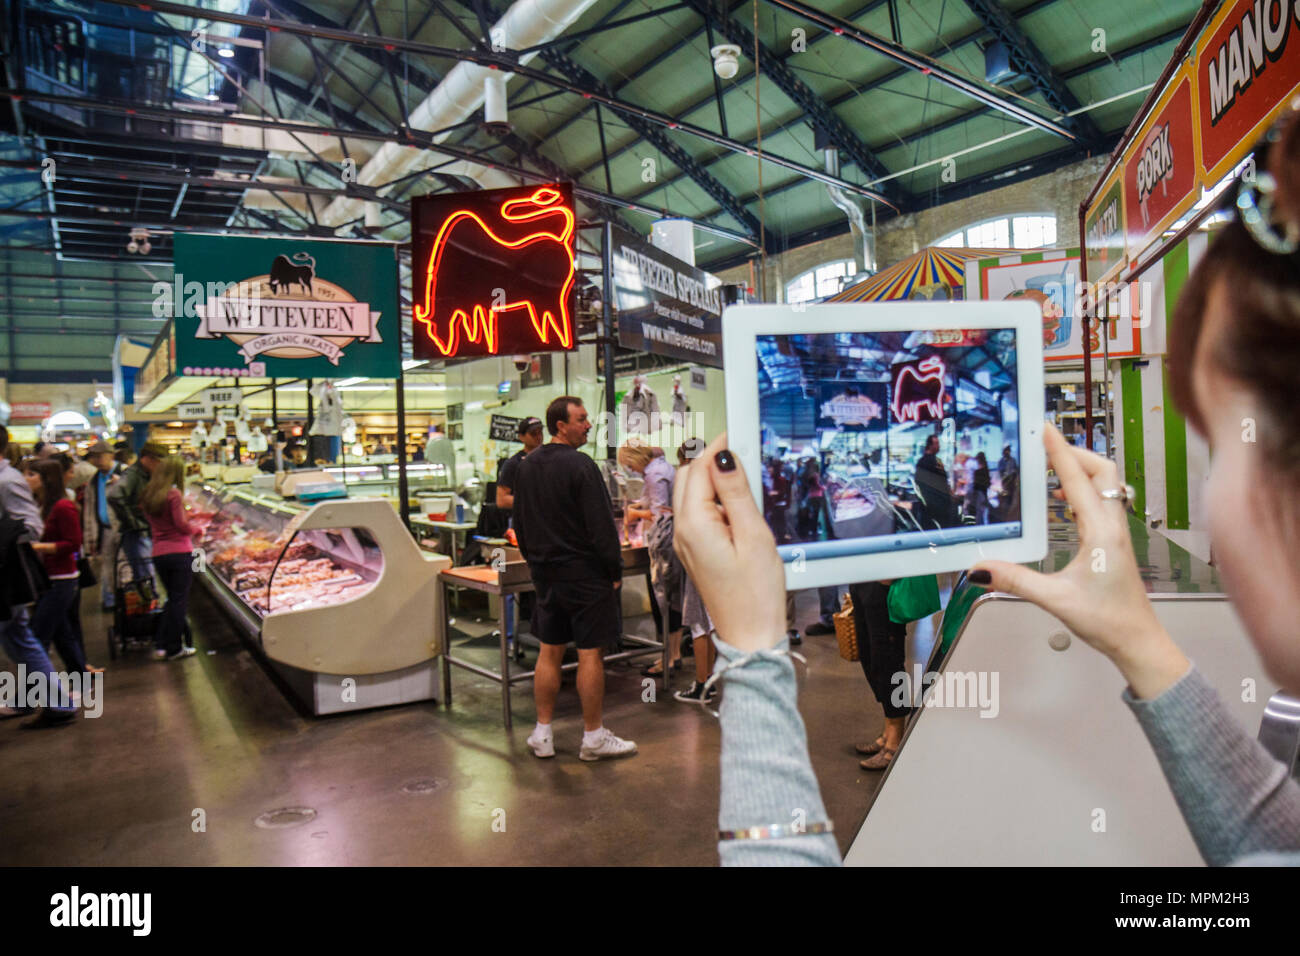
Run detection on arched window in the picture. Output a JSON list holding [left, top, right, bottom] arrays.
[[47, 410, 91, 430], [785, 258, 857, 303], [934, 214, 1056, 250]]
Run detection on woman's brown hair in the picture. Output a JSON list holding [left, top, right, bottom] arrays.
[[25, 459, 66, 519], [140, 455, 186, 517], [1167, 107, 1300, 480]]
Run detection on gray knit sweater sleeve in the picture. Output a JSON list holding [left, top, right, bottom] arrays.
[[1124, 664, 1300, 866], [714, 636, 842, 866]]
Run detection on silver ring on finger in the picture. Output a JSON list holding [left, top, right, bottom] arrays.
[[1098, 483, 1136, 508]]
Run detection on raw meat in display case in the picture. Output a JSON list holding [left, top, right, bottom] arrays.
[[184, 483, 450, 715], [186, 484, 383, 617]]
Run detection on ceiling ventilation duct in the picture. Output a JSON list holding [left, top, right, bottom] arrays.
[[318, 0, 597, 228], [984, 41, 1019, 86], [483, 72, 510, 135], [823, 148, 875, 281]]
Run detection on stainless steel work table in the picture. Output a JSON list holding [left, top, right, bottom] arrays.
[[438, 547, 671, 729]]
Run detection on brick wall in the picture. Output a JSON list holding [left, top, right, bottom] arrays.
[[716, 155, 1110, 299], [2, 381, 103, 412]]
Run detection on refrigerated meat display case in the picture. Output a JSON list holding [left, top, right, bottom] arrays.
[[187, 483, 450, 715]]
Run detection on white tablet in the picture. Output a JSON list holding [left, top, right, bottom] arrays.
[[722, 301, 1046, 590]]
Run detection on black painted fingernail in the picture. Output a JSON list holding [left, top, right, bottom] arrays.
[[714, 449, 736, 472], [968, 569, 992, 585]]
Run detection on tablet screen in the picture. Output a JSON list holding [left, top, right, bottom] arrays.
[[756, 328, 1023, 562]]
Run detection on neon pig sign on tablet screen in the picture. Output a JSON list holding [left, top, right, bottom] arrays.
[[891, 356, 948, 423]]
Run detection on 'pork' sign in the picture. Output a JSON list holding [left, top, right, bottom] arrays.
[[1134, 124, 1174, 207], [1122, 77, 1196, 260]]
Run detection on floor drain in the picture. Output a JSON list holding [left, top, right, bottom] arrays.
[[401, 778, 447, 795], [254, 807, 318, 829]]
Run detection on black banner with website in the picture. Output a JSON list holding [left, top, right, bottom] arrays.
[[610, 224, 723, 369]]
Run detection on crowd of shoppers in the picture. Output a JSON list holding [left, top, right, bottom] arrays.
[[0, 429, 203, 731]]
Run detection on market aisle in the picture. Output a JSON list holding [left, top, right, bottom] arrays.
[[0, 590, 901, 865]]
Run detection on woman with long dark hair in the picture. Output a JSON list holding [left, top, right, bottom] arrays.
[[25, 459, 91, 675], [672, 105, 1300, 865], [141, 455, 198, 661]]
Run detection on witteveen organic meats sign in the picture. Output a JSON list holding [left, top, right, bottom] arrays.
[[168, 234, 400, 378]]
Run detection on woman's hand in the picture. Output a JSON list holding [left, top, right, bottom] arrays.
[[971, 422, 1189, 699], [673, 433, 786, 653]]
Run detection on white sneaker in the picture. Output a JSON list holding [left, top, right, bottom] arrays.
[[152, 649, 167, 661], [526, 728, 555, 758], [166, 646, 198, 661], [579, 728, 637, 762]]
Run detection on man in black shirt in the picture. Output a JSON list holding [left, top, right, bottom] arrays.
[[494, 416, 543, 658], [914, 434, 956, 529], [495, 416, 544, 511], [513, 396, 637, 762]]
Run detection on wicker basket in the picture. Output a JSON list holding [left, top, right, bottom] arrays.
[[833, 593, 859, 662]]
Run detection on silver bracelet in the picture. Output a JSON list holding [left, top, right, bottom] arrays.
[[693, 647, 808, 718], [718, 821, 834, 841]]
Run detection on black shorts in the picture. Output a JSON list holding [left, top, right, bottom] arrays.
[[532, 576, 619, 650]]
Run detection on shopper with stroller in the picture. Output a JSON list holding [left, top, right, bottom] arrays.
[[140, 455, 198, 661], [107, 442, 166, 601], [79, 441, 120, 610]]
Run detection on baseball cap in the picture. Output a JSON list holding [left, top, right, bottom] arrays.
[[518, 417, 543, 436], [87, 441, 114, 456], [139, 441, 168, 460]]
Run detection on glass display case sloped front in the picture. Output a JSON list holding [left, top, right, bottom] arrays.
[[188, 484, 449, 683]]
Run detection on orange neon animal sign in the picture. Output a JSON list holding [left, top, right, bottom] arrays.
[[413, 185, 576, 358]]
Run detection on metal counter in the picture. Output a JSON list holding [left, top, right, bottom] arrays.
[[438, 546, 669, 729]]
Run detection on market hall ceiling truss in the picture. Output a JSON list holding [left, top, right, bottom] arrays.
[[1, 0, 1206, 380]]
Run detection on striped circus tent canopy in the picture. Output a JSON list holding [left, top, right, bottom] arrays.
[[827, 247, 1018, 302]]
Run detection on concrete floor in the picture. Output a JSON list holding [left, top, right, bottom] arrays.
[[0, 586, 933, 866]]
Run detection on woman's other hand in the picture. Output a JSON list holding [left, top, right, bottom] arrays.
[[673, 433, 786, 653], [971, 422, 1189, 699]]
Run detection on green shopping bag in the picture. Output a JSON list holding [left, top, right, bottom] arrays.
[[937, 581, 986, 657], [887, 574, 942, 624]]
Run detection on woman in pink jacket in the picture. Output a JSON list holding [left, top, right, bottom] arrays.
[[140, 455, 197, 661]]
